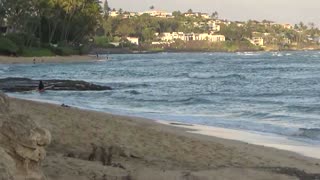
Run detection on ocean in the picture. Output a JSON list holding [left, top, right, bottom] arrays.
[[2, 51, 320, 146]]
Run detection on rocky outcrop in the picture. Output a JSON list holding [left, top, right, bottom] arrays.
[[0, 99, 51, 180], [0, 77, 112, 92]]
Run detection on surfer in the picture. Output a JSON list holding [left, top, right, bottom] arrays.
[[38, 80, 45, 92]]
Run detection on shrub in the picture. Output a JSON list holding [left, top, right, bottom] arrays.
[[94, 36, 110, 48], [51, 46, 79, 56], [0, 36, 19, 55], [79, 45, 91, 55], [21, 48, 54, 57]]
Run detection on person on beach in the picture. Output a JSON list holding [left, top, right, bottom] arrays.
[[33, 58, 36, 64], [38, 80, 45, 92]]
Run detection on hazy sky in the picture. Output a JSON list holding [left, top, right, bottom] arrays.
[[107, 0, 319, 26]]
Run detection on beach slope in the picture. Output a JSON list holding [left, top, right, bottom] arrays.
[[3, 97, 320, 180]]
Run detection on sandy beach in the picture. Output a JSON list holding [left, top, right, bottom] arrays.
[[0, 55, 101, 64], [1, 97, 319, 179]]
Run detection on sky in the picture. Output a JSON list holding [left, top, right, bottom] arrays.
[[107, 0, 319, 26]]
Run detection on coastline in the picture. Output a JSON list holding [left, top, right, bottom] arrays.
[[1, 49, 319, 64], [0, 55, 100, 64], [158, 121, 320, 159], [4, 96, 320, 179], [7, 94, 320, 160]]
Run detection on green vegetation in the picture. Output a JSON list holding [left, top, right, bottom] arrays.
[[21, 48, 55, 57], [1, 0, 319, 56], [0, 36, 19, 55], [97, 4, 320, 52], [0, 0, 102, 56]]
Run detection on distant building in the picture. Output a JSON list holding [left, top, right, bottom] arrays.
[[126, 37, 139, 45], [158, 32, 225, 43], [129, 12, 139, 17], [249, 37, 264, 46], [282, 24, 293, 29], [183, 12, 197, 17], [183, 12, 210, 19], [235, 21, 245, 27], [207, 20, 221, 32], [201, 13, 210, 19], [142, 10, 171, 18], [109, 10, 120, 17]]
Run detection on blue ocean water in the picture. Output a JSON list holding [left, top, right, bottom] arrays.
[[1, 51, 320, 144]]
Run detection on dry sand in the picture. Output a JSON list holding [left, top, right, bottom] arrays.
[[6, 97, 320, 180], [0, 55, 101, 64]]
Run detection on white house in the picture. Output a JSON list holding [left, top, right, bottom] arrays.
[[126, 37, 139, 45], [250, 37, 264, 46], [207, 20, 221, 32], [109, 10, 119, 17], [142, 10, 171, 18], [282, 24, 293, 29], [158, 32, 225, 43], [201, 13, 210, 19]]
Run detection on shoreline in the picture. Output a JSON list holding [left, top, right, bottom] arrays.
[[1, 49, 320, 64], [158, 121, 320, 160], [3, 96, 320, 179], [6, 94, 320, 160], [0, 55, 101, 64]]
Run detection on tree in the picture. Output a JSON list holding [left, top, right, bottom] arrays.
[[119, 8, 123, 14], [104, 0, 110, 15], [172, 11, 182, 18], [211, 11, 218, 19], [116, 22, 135, 37], [1, 0, 102, 45], [308, 22, 315, 29], [187, 9, 193, 14]]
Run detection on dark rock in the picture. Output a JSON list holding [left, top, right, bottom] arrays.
[[0, 77, 112, 92]]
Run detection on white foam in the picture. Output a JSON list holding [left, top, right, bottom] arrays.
[[158, 120, 320, 159]]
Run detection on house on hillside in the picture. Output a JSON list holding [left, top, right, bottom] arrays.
[[282, 24, 293, 29], [249, 37, 264, 46], [109, 10, 120, 17], [193, 22, 206, 28], [207, 20, 221, 32], [126, 37, 139, 45], [201, 13, 210, 19], [235, 21, 245, 27], [142, 10, 171, 18], [183, 12, 210, 19], [159, 32, 184, 41], [158, 32, 225, 43]]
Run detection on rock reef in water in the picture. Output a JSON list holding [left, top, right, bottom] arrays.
[[0, 77, 112, 92], [0, 93, 51, 180]]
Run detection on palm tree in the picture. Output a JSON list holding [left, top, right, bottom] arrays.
[[104, 0, 110, 14]]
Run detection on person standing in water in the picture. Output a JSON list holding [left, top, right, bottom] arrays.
[[38, 80, 45, 92]]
